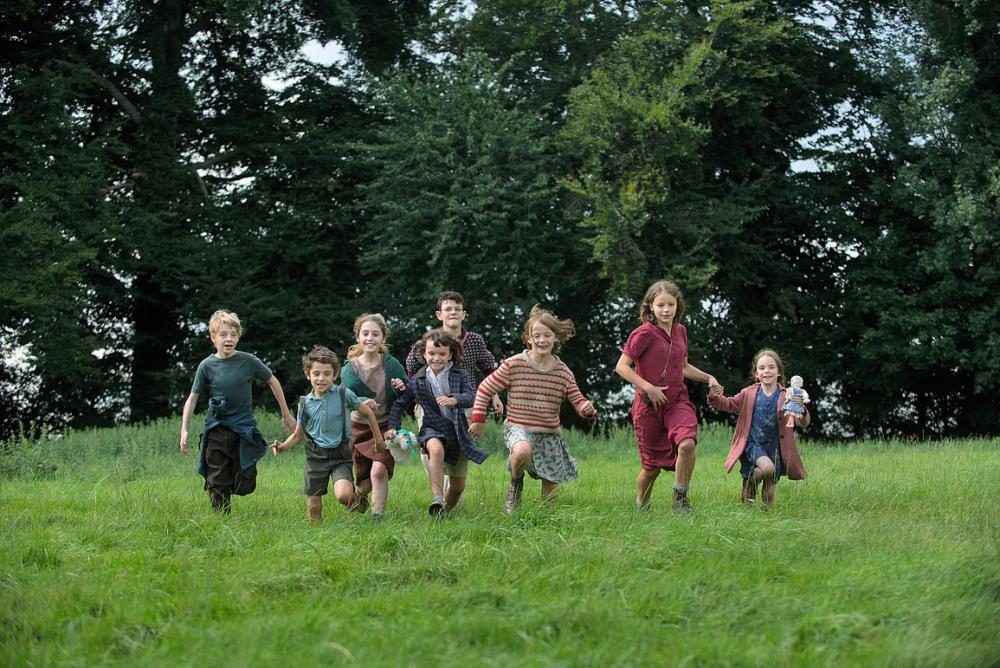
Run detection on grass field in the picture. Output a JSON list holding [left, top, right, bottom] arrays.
[[2, 415, 999, 667]]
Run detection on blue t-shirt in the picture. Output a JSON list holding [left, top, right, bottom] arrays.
[[297, 385, 363, 449]]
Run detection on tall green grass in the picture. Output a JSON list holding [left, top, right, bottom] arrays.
[[2, 415, 998, 666]]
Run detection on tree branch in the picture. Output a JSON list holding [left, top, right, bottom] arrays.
[[53, 59, 142, 124]]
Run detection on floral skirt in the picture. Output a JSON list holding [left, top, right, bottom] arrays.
[[503, 424, 579, 483]]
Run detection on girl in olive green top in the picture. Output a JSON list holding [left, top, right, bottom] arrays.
[[340, 313, 408, 518]]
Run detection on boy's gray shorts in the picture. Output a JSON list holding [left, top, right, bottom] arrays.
[[303, 439, 354, 496]]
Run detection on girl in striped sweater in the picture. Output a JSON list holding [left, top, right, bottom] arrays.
[[470, 305, 596, 514]]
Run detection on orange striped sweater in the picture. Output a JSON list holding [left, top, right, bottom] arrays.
[[472, 352, 590, 433]]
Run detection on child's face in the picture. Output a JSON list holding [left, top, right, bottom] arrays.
[[650, 292, 678, 327], [305, 362, 338, 395], [424, 340, 452, 373], [529, 322, 556, 355], [210, 326, 240, 358], [435, 299, 466, 330], [754, 355, 779, 387], [357, 320, 385, 354]]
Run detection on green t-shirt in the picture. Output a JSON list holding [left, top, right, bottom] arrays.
[[191, 351, 273, 417]]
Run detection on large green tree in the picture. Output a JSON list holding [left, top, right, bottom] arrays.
[[824, 0, 1000, 436], [0, 1, 429, 436], [563, 0, 864, 430]]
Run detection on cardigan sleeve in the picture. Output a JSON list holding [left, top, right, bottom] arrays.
[[709, 386, 748, 414]]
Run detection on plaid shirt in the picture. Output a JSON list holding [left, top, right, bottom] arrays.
[[387, 366, 489, 465], [405, 329, 498, 385]]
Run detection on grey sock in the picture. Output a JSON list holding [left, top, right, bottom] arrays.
[[432, 494, 445, 505], [673, 482, 688, 494]]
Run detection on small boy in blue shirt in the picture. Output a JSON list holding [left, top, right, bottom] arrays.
[[180, 310, 296, 514], [271, 346, 386, 522]]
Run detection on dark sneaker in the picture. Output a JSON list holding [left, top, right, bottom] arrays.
[[672, 487, 694, 513], [503, 477, 524, 515], [350, 493, 369, 513], [741, 477, 757, 506]]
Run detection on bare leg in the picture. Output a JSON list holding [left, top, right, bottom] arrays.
[[425, 438, 445, 498], [307, 495, 323, 523], [637, 467, 660, 508], [445, 476, 466, 510], [541, 479, 559, 502], [754, 456, 777, 510], [509, 440, 532, 479], [675, 438, 697, 486], [370, 462, 389, 515], [332, 479, 357, 509], [504, 440, 532, 514]]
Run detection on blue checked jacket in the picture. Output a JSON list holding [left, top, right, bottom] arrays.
[[387, 365, 489, 465]]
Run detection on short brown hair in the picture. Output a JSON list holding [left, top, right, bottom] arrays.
[[521, 304, 575, 351], [436, 291, 465, 310], [413, 329, 464, 366], [346, 313, 390, 359], [302, 346, 341, 376], [751, 348, 786, 385], [639, 280, 685, 324]]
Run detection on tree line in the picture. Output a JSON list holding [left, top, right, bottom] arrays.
[[2, 0, 997, 439]]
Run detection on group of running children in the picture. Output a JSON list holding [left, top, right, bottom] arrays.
[[178, 281, 810, 520]]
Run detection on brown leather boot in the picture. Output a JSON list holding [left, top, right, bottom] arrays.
[[503, 476, 524, 515], [672, 487, 693, 513], [741, 477, 757, 506]]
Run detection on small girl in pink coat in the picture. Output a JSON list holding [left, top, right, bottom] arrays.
[[708, 349, 809, 510]]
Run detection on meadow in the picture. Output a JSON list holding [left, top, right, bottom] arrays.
[[2, 415, 998, 667]]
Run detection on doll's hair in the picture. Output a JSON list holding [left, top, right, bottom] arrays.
[[521, 304, 575, 351], [413, 328, 464, 366], [346, 313, 390, 359], [302, 346, 341, 377], [208, 309, 242, 336], [639, 280, 686, 324], [750, 348, 786, 385]]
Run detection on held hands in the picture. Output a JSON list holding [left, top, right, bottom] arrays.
[[707, 376, 724, 398], [270, 440, 285, 457], [437, 395, 458, 408], [468, 422, 484, 439], [179, 430, 189, 455], [281, 413, 297, 434]]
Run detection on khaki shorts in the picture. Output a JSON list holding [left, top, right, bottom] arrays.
[[443, 451, 469, 478]]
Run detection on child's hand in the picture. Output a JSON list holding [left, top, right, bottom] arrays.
[[384, 429, 397, 441], [469, 422, 484, 439], [270, 440, 284, 456], [709, 383, 724, 398], [391, 377, 406, 392], [491, 395, 504, 415], [579, 400, 597, 419], [281, 414, 297, 434], [437, 395, 458, 408], [179, 430, 189, 455], [645, 385, 668, 408]]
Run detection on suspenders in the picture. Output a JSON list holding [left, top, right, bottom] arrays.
[[300, 387, 349, 447]]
